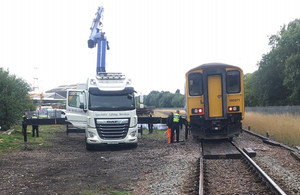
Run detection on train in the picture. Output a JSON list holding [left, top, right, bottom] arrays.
[[184, 63, 244, 140]]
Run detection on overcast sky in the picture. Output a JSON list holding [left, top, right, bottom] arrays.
[[1, 0, 299, 95]]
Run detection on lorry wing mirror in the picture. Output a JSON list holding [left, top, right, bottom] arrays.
[[127, 94, 133, 100], [140, 104, 144, 109], [80, 104, 84, 109], [139, 94, 144, 104], [79, 93, 87, 111], [79, 93, 84, 104]]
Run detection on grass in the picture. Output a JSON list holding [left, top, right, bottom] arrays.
[[142, 128, 167, 139], [242, 112, 300, 147], [0, 125, 66, 155], [153, 109, 185, 118]]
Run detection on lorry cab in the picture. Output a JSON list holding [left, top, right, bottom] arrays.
[[66, 73, 140, 150]]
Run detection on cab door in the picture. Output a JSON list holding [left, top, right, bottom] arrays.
[[208, 75, 223, 117], [203, 68, 227, 119], [66, 90, 87, 128]]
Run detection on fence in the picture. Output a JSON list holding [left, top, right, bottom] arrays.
[[27, 109, 64, 119], [245, 106, 300, 115]]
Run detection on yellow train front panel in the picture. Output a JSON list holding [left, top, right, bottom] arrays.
[[208, 74, 223, 117]]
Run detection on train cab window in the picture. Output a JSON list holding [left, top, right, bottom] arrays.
[[227, 70, 240, 93], [188, 73, 203, 96]]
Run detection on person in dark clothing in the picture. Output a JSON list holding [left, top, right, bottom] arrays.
[[148, 113, 153, 134], [166, 112, 173, 129], [171, 110, 182, 143], [31, 114, 39, 137], [166, 112, 174, 143], [22, 112, 27, 135]]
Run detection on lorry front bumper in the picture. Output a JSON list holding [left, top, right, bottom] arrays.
[[86, 127, 138, 145]]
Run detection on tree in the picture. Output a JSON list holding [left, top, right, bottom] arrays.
[[244, 72, 259, 107], [143, 90, 184, 108], [281, 19, 300, 104], [0, 68, 32, 130], [171, 93, 184, 107], [175, 89, 180, 94], [283, 53, 300, 104], [252, 18, 300, 106]]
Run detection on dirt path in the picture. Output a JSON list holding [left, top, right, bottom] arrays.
[[0, 128, 200, 195]]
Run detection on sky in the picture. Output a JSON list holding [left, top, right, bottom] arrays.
[[0, 0, 299, 95]]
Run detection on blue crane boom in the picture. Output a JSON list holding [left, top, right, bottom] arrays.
[[88, 6, 109, 73]]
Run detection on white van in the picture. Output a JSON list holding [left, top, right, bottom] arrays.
[[39, 106, 53, 114]]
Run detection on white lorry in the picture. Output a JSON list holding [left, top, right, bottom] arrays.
[[65, 7, 143, 150], [66, 72, 141, 150]]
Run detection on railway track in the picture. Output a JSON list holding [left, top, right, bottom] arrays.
[[198, 140, 286, 195]]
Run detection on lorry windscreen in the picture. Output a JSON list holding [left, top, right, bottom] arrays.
[[89, 93, 135, 111]]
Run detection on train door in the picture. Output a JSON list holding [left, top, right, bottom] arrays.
[[208, 75, 222, 117], [203, 68, 227, 120]]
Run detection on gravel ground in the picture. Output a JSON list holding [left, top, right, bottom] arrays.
[[0, 126, 200, 195], [204, 158, 273, 195], [235, 131, 300, 195], [1, 127, 299, 195]]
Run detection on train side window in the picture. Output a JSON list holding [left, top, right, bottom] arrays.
[[188, 73, 203, 96], [227, 70, 240, 93]]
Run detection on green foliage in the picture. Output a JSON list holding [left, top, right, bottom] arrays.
[[0, 68, 33, 130], [244, 73, 259, 107], [144, 90, 184, 108], [283, 53, 300, 104], [0, 125, 66, 155], [245, 18, 300, 106]]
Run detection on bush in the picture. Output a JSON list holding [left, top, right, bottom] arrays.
[[0, 68, 32, 130]]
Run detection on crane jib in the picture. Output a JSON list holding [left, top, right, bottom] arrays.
[[88, 6, 109, 74]]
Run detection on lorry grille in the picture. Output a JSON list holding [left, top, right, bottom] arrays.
[[95, 118, 129, 139]]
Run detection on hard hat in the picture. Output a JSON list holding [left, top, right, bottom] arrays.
[[33, 114, 36, 116]]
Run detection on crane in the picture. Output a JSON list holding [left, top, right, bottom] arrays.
[[88, 6, 110, 74], [29, 92, 44, 106]]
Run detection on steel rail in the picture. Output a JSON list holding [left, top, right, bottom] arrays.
[[242, 128, 300, 154], [231, 141, 287, 195], [198, 156, 203, 195]]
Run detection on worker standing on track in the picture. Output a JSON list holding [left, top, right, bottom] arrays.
[[31, 114, 39, 137], [22, 112, 27, 135], [171, 110, 181, 143]]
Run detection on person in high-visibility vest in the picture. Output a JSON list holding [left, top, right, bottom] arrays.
[[31, 114, 39, 137], [171, 110, 182, 143]]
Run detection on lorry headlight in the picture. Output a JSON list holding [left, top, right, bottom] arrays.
[[88, 131, 96, 138], [130, 130, 137, 137]]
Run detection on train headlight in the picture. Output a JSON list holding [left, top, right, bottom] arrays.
[[228, 106, 240, 112], [192, 108, 203, 114]]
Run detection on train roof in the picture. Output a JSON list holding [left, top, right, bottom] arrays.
[[186, 63, 243, 74]]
